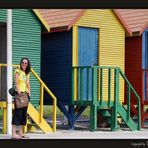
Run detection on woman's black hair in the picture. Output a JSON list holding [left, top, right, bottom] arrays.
[[20, 57, 31, 75]]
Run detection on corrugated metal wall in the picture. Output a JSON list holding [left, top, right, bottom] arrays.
[[41, 30, 72, 105], [0, 9, 6, 22], [12, 9, 41, 106], [125, 36, 142, 104], [74, 9, 125, 102]]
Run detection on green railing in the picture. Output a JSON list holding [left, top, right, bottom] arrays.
[[72, 66, 141, 130], [72, 66, 122, 105], [119, 69, 141, 130]]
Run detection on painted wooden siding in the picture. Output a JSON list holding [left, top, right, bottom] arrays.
[[0, 9, 6, 22], [41, 30, 72, 105], [74, 9, 125, 102], [125, 36, 142, 104], [12, 9, 41, 106]]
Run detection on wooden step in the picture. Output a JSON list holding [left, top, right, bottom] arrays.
[[27, 103, 53, 133]]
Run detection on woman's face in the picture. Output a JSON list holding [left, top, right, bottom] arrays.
[[21, 59, 28, 71]]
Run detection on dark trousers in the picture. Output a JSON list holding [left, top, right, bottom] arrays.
[[12, 106, 28, 126]]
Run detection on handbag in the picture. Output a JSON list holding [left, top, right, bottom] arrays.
[[15, 92, 29, 109], [8, 76, 16, 97], [8, 86, 16, 97]]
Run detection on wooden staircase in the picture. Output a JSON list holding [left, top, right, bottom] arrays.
[[72, 66, 141, 131], [0, 64, 57, 134], [97, 104, 139, 131], [117, 103, 139, 131], [27, 103, 53, 133]]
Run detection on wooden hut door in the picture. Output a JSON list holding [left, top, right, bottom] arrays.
[[0, 23, 7, 101], [78, 26, 98, 101], [143, 30, 148, 101]]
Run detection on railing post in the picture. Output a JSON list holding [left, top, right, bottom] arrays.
[[87, 67, 89, 103], [100, 68, 103, 105], [108, 68, 111, 107], [93, 66, 98, 105], [78, 68, 81, 102], [80, 68, 83, 104], [72, 67, 78, 103], [72, 67, 74, 104], [112, 68, 119, 131], [53, 99, 57, 132], [90, 66, 98, 131], [138, 99, 141, 130], [39, 84, 44, 122]]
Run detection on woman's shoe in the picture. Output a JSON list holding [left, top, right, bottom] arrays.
[[11, 135, 22, 139]]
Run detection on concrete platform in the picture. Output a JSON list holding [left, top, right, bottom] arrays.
[[1, 128, 148, 139], [1, 118, 148, 139]]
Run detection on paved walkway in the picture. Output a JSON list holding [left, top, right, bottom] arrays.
[[1, 128, 148, 139], [1, 119, 148, 139]]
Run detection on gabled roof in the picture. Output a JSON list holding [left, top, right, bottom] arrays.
[[36, 9, 85, 32], [35, 9, 132, 35], [33, 9, 50, 32], [114, 9, 148, 36]]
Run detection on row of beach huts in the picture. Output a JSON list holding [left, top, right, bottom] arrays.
[[0, 9, 148, 133]]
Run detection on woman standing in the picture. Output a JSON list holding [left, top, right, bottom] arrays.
[[12, 57, 31, 139]]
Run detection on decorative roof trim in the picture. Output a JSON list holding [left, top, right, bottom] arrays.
[[50, 26, 68, 32], [132, 31, 140, 36], [113, 9, 132, 36], [33, 9, 50, 32], [67, 10, 86, 30], [140, 22, 148, 35]]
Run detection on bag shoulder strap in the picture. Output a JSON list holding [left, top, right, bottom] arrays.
[[13, 68, 21, 87]]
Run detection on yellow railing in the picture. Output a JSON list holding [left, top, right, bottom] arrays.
[[0, 63, 57, 133], [31, 68, 57, 132]]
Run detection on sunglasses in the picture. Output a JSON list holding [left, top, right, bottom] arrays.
[[21, 61, 28, 65]]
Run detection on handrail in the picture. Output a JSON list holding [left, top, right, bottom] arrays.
[[0, 63, 57, 132], [119, 69, 141, 130], [119, 70, 140, 99], [31, 68, 57, 132], [0, 63, 19, 67], [72, 65, 141, 130], [73, 65, 119, 69]]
